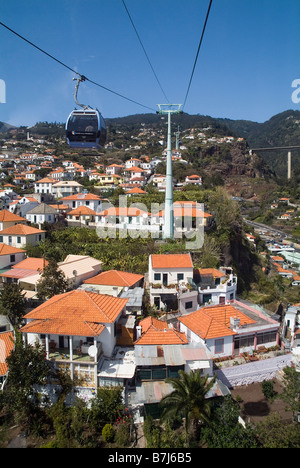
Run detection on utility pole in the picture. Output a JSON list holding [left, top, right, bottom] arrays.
[[157, 104, 183, 239]]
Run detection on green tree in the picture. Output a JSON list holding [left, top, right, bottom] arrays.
[[255, 412, 300, 448], [36, 258, 70, 300], [0, 283, 27, 327], [3, 333, 50, 430], [90, 386, 125, 431], [160, 370, 216, 444], [201, 396, 258, 448], [280, 366, 300, 421]]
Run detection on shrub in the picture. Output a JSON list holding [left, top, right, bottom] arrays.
[[114, 423, 130, 447], [102, 424, 115, 443], [261, 380, 277, 402]]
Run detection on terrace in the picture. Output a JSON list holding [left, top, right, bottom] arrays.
[[44, 338, 103, 364]]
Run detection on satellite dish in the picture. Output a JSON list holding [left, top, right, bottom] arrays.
[[88, 345, 97, 357]]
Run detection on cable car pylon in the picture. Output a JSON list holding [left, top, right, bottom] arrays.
[[157, 104, 183, 239]]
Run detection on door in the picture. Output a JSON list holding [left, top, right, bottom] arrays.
[[163, 274, 168, 286]]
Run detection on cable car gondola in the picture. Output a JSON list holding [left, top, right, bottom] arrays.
[[65, 76, 107, 149]]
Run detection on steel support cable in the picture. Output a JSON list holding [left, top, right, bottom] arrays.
[[121, 0, 169, 103], [182, 0, 213, 110], [0, 20, 156, 112]]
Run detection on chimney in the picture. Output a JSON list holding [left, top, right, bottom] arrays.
[[136, 325, 142, 340], [230, 316, 240, 330]]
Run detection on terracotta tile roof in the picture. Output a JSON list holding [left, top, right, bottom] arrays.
[[61, 192, 101, 201], [0, 224, 46, 235], [21, 318, 105, 337], [21, 290, 128, 336], [0, 243, 26, 255], [35, 177, 55, 184], [98, 207, 149, 217], [135, 317, 188, 345], [155, 202, 212, 219], [151, 253, 193, 269], [126, 187, 147, 194], [12, 257, 48, 271], [195, 268, 225, 278], [67, 206, 96, 216], [179, 304, 257, 340], [0, 331, 14, 376], [83, 270, 143, 287], [0, 209, 26, 222], [0, 268, 40, 279]]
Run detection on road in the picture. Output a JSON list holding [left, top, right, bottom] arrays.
[[243, 218, 287, 239]]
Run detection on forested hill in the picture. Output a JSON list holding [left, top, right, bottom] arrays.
[[1, 109, 300, 177], [217, 110, 300, 178]]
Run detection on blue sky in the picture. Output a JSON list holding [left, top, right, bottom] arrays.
[[0, 0, 299, 127]]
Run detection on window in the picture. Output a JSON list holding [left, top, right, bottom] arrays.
[[185, 301, 193, 310], [10, 254, 15, 263], [215, 339, 224, 354], [257, 330, 277, 345], [234, 334, 255, 349], [0, 236, 3, 242], [154, 273, 161, 281], [177, 273, 184, 281]]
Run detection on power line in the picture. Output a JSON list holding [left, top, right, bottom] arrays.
[[183, 0, 213, 109], [0, 20, 156, 112], [121, 0, 170, 103]]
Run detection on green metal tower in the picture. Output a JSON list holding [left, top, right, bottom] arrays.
[[157, 104, 183, 239]]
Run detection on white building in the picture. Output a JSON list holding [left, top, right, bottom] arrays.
[[179, 301, 280, 359]]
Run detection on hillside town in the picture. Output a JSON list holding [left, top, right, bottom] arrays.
[[0, 120, 300, 449]]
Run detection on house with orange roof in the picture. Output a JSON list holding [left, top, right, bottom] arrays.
[[20, 290, 129, 388], [0, 316, 15, 389], [178, 301, 280, 359], [0, 209, 27, 231], [66, 205, 97, 227], [124, 158, 141, 169], [0, 224, 46, 248], [51, 180, 83, 198], [60, 191, 103, 212], [185, 174, 202, 186], [96, 206, 150, 232], [0, 243, 26, 269], [126, 187, 147, 195], [106, 163, 124, 175], [128, 316, 220, 414], [95, 173, 123, 187], [34, 177, 55, 195], [19, 254, 103, 295], [193, 266, 237, 306], [82, 269, 144, 296], [0, 257, 49, 290], [148, 253, 198, 313], [151, 201, 213, 231], [8, 195, 40, 217]]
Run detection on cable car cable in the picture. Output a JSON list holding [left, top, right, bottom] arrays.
[[182, 0, 213, 110], [0, 20, 156, 112], [121, 0, 169, 103]]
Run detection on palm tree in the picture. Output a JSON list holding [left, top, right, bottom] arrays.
[[160, 370, 216, 443]]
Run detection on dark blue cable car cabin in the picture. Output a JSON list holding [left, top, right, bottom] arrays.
[[66, 109, 107, 149]]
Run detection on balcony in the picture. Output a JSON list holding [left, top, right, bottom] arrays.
[[45, 339, 102, 363]]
